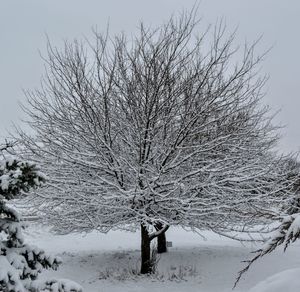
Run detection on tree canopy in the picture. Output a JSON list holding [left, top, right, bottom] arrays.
[[15, 12, 297, 273]]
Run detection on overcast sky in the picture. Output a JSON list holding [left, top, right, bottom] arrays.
[[0, 0, 299, 153]]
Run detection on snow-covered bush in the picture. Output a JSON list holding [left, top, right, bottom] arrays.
[[0, 150, 82, 291]]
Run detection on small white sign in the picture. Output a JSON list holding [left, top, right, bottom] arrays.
[[166, 241, 173, 248]]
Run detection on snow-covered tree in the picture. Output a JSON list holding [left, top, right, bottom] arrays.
[[15, 12, 296, 273], [235, 162, 300, 287], [235, 212, 300, 288], [0, 143, 82, 292]]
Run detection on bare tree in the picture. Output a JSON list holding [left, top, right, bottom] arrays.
[[15, 12, 296, 274]]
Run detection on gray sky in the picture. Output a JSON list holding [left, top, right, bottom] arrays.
[[0, 0, 299, 153]]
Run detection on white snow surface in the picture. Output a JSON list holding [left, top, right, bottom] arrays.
[[248, 268, 300, 292], [24, 225, 300, 292]]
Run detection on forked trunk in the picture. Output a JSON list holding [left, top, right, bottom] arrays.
[[155, 222, 167, 253], [140, 224, 151, 274], [157, 231, 167, 253]]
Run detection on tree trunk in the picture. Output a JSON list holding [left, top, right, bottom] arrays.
[[155, 223, 167, 253], [157, 231, 167, 253], [140, 224, 151, 274]]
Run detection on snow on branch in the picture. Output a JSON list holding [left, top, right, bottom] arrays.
[[0, 154, 82, 291], [12, 12, 298, 240], [149, 225, 169, 241], [234, 212, 300, 288]]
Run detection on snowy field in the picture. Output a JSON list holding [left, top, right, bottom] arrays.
[[23, 225, 300, 292]]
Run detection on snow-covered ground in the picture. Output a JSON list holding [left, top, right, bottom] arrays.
[[23, 225, 300, 292], [248, 268, 300, 292]]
